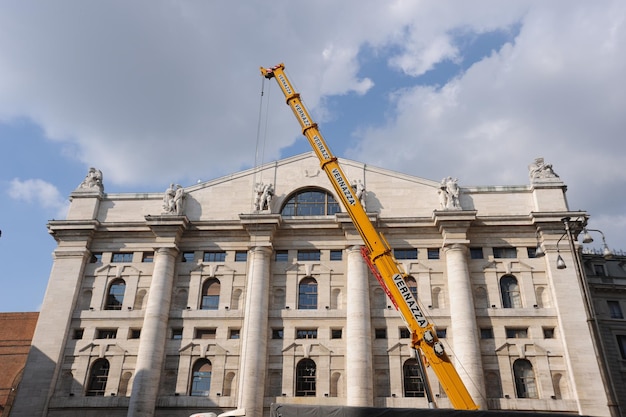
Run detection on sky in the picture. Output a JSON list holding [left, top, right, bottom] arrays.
[[1, 1, 625, 312]]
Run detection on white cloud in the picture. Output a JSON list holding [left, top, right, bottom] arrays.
[[0, 0, 624, 249], [350, 2, 626, 221], [8, 178, 69, 219]]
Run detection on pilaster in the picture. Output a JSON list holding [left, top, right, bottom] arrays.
[[11, 220, 98, 417]]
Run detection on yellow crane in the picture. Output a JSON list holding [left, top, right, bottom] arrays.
[[260, 63, 479, 411]]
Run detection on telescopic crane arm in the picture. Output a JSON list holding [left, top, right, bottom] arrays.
[[260, 63, 478, 410]]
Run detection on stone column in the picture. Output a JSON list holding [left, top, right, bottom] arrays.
[[127, 246, 178, 417], [128, 216, 187, 417], [237, 246, 272, 416], [238, 214, 280, 416], [433, 210, 486, 409], [345, 245, 374, 406]]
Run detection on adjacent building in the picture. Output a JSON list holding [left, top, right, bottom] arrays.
[[10, 153, 614, 417], [581, 250, 626, 415], [0, 312, 38, 417]]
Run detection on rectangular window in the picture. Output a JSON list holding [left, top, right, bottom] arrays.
[[172, 328, 183, 340], [129, 329, 141, 339], [181, 252, 195, 262], [617, 335, 626, 359], [470, 247, 484, 259], [96, 329, 117, 339], [142, 252, 154, 263], [594, 264, 607, 276], [72, 328, 84, 340], [203, 251, 226, 262], [235, 251, 248, 262], [427, 248, 440, 260], [111, 252, 133, 263], [493, 247, 517, 259], [195, 328, 217, 339], [436, 328, 447, 338], [608, 301, 624, 319], [394, 248, 417, 260], [90, 253, 102, 263], [272, 328, 284, 339], [526, 247, 537, 258], [399, 328, 411, 339], [374, 328, 387, 339], [229, 329, 240, 339], [331, 329, 342, 339], [296, 329, 318, 339], [505, 327, 528, 339], [275, 250, 288, 262], [480, 328, 494, 339], [297, 250, 321, 261], [330, 250, 343, 261], [543, 327, 555, 339]]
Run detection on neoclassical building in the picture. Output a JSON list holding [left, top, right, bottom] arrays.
[[11, 153, 612, 417]]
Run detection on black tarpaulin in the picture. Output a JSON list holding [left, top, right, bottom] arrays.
[[270, 404, 588, 417]]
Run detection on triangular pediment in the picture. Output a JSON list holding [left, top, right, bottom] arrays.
[[99, 152, 465, 222]]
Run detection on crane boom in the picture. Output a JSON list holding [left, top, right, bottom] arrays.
[[260, 63, 478, 410]]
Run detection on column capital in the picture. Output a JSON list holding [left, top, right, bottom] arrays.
[[145, 215, 189, 247], [249, 246, 273, 255], [432, 210, 476, 247], [239, 214, 282, 245], [443, 243, 470, 253]]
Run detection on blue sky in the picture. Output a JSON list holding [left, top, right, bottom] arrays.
[[1, 1, 625, 312]]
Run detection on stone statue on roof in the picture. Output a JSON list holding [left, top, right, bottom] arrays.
[[163, 184, 185, 215], [438, 176, 461, 210], [528, 157, 559, 182], [76, 167, 104, 192]]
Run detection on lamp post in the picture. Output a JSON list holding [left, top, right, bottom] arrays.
[[536, 217, 619, 416]]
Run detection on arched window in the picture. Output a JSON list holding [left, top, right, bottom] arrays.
[[432, 286, 443, 308], [190, 359, 212, 396], [372, 288, 386, 309], [298, 277, 318, 310], [86, 359, 110, 396], [134, 289, 147, 310], [552, 372, 568, 399], [273, 288, 286, 308], [331, 288, 342, 310], [295, 358, 316, 396], [405, 276, 418, 300], [484, 371, 503, 398], [105, 279, 126, 310], [201, 278, 220, 310], [474, 286, 489, 308], [223, 372, 235, 397], [330, 372, 341, 397], [500, 275, 522, 308], [513, 359, 537, 398], [118, 371, 132, 397], [281, 188, 340, 216], [266, 370, 282, 397], [231, 289, 243, 310], [403, 358, 425, 397]]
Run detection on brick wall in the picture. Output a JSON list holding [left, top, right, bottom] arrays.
[[0, 312, 38, 416]]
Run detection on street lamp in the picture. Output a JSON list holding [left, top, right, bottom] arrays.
[[581, 227, 613, 260]]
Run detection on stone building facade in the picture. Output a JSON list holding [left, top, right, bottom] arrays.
[[581, 250, 626, 414], [10, 153, 612, 417]]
